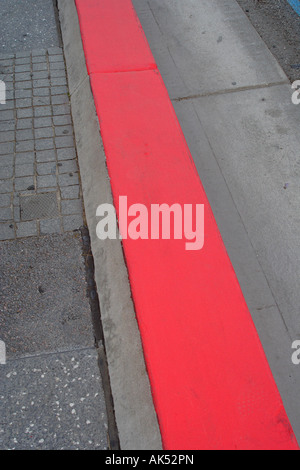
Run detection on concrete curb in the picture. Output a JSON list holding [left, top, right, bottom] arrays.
[[57, 0, 162, 451]]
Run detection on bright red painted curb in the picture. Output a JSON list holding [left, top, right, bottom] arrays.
[[75, 0, 157, 74], [76, 0, 299, 450]]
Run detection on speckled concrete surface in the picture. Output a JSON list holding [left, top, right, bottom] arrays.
[[0, 349, 108, 450], [0, 0, 60, 54], [0, 233, 94, 358]]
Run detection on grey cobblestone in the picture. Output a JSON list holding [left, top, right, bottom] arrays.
[[0, 166, 14, 179], [15, 163, 34, 177], [0, 110, 14, 121], [53, 115, 72, 126], [0, 155, 13, 167], [50, 62, 65, 71], [0, 53, 14, 59], [15, 51, 31, 59], [60, 186, 81, 200], [51, 86, 68, 96], [33, 96, 51, 107], [15, 81, 32, 90], [63, 214, 84, 232], [0, 193, 11, 207], [35, 138, 54, 151], [50, 71, 66, 80], [32, 49, 47, 56], [57, 147, 76, 161], [16, 140, 34, 152], [15, 177, 35, 191], [34, 117, 52, 128], [36, 187, 57, 194], [17, 118, 33, 129], [15, 152, 35, 164], [52, 94, 69, 106], [4, 91, 14, 101], [0, 47, 85, 240], [58, 173, 79, 187], [55, 136, 74, 148], [33, 79, 50, 88], [0, 120, 15, 132], [53, 104, 70, 116], [14, 206, 20, 222], [17, 108, 33, 119], [58, 160, 78, 174], [2, 100, 14, 109], [33, 88, 50, 97], [33, 71, 49, 80], [55, 125, 73, 137], [0, 141, 14, 154], [0, 179, 13, 193], [15, 57, 30, 65], [49, 54, 64, 63], [40, 218, 61, 235], [36, 149, 56, 162], [16, 220, 37, 238], [34, 106, 52, 117], [15, 89, 32, 99], [0, 207, 12, 221], [15, 72, 32, 82], [51, 77, 67, 87], [48, 47, 63, 55], [37, 174, 57, 189], [16, 129, 34, 141], [32, 55, 47, 64], [0, 222, 15, 240], [0, 58, 14, 66], [34, 127, 54, 139], [15, 64, 31, 73], [0, 131, 14, 142], [16, 98, 32, 108], [61, 199, 82, 216], [33, 62, 48, 72], [37, 162, 56, 176]]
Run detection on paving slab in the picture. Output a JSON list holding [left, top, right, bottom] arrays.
[[191, 84, 300, 336], [0, 349, 108, 450], [0, 233, 94, 358], [133, 0, 288, 99], [0, 0, 60, 54]]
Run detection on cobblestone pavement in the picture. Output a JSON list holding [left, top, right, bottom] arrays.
[[0, 46, 83, 240]]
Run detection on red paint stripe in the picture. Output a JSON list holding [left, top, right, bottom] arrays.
[[76, 0, 299, 450], [75, 0, 157, 74]]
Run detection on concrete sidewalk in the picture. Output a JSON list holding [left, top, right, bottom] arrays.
[[0, 0, 115, 450], [132, 0, 300, 442]]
